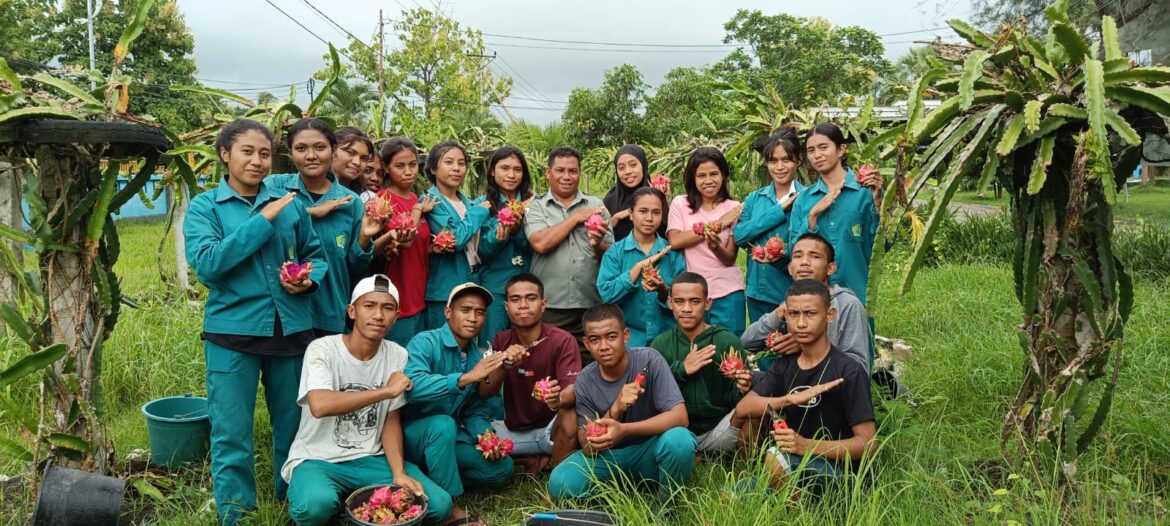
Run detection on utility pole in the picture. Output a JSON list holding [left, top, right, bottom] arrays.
[[87, 0, 97, 87], [377, 10, 385, 101]]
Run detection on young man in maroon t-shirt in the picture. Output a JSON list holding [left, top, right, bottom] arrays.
[[479, 273, 582, 474]]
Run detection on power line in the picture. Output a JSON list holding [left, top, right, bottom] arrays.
[[477, 25, 955, 49], [484, 42, 731, 54], [261, 0, 355, 63], [298, 0, 379, 54], [196, 77, 301, 86]]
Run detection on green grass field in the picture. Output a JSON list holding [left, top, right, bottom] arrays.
[[942, 182, 1170, 225], [2, 220, 1169, 525]]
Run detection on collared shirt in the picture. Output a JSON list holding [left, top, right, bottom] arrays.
[[403, 325, 499, 438], [596, 234, 684, 346], [734, 181, 805, 305], [477, 195, 533, 295], [423, 186, 490, 303], [184, 180, 327, 338], [524, 191, 614, 309], [788, 169, 878, 305], [265, 173, 372, 333]]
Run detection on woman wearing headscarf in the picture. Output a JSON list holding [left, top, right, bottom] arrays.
[[603, 144, 665, 241]]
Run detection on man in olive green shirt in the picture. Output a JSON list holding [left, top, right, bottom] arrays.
[[650, 272, 745, 452], [525, 146, 614, 356]]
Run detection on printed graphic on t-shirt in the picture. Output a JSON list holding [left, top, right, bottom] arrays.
[[333, 383, 379, 449], [788, 385, 821, 408]]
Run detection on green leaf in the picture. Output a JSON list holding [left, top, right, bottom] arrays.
[[31, 74, 102, 107], [1104, 66, 1170, 86], [86, 164, 119, 245], [1105, 109, 1141, 145], [907, 69, 948, 133], [1016, 117, 1068, 150], [948, 19, 996, 48], [1047, 103, 1087, 120], [113, 0, 156, 68], [305, 44, 341, 117], [1105, 85, 1170, 115], [0, 222, 32, 245], [975, 153, 1001, 194], [959, 51, 991, 110], [0, 58, 24, 91], [1024, 100, 1043, 132], [0, 437, 32, 463], [171, 85, 254, 108], [131, 478, 166, 502], [1085, 58, 1109, 156], [1051, 22, 1088, 66], [902, 106, 1003, 293], [111, 152, 160, 211], [1027, 135, 1056, 194], [0, 302, 33, 345], [1101, 16, 1122, 62], [0, 106, 80, 125], [47, 432, 92, 453], [0, 343, 66, 388], [996, 114, 1026, 155]]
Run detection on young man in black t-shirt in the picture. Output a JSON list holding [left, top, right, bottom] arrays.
[[734, 279, 876, 492]]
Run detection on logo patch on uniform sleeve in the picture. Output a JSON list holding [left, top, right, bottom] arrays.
[[336, 233, 346, 248], [287, 245, 295, 259], [851, 224, 862, 238]]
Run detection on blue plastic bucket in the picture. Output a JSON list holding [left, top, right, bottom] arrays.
[[141, 394, 210, 467]]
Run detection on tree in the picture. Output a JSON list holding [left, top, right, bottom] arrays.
[[877, 3, 1170, 481], [321, 76, 376, 128], [971, 0, 1102, 33], [877, 46, 952, 104], [561, 64, 649, 149], [339, 7, 511, 143], [713, 10, 891, 107], [643, 66, 732, 144], [0, 0, 58, 68], [54, 0, 203, 130]]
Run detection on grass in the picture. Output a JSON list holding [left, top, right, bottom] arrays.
[[930, 181, 1170, 225], [2, 220, 1170, 525]]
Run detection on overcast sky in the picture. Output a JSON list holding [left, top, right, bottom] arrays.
[[177, 0, 970, 124]]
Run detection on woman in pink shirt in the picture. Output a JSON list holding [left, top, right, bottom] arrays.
[[666, 147, 746, 335]]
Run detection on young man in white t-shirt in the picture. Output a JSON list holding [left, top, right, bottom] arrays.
[[284, 274, 453, 526]]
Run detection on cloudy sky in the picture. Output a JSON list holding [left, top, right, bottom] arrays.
[[177, 0, 969, 124]]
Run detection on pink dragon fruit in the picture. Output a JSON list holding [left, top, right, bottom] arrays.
[[585, 415, 608, 438], [475, 430, 513, 459], [719, 347, 745, 376], [279, 261, 312, 284], [365, 190, 395, 221], [641, 266, 662, 287], [764, 236, 785, 260], [351, 485, 421, 524], [532, 376, 555, 401], [400, 505, 423, 521], [857, 164, 878, 181], [765, 331, 785, 349], [386, 211, 416, 233], [650, 173, 670, 194], [692, 221, 723, 236], [585, 213, 606, 234], [751, 245, 768, 262], [497, 206, 519, 227], [432, 230, 456, 252]]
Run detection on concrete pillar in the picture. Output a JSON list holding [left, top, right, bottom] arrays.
[[0, 162, 23, 304]]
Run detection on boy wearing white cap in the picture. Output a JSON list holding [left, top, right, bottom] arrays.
[[401, 282, 514, 525], [283, 275, 453, 525]]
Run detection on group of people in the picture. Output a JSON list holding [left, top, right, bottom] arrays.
[[185, 116, 885, 526]]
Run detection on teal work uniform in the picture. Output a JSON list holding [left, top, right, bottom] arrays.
[[423, 187, 491, 329], [596, 234, 684, 347], [402, 326, 514, 497], [477, 196, 533, 342], [266, 173, 373, 334], [734, 181, 804, 321], [788, 169, 878, 305], [184, 181, 328, 525]]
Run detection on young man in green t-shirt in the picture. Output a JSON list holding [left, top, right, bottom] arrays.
[[650, 272, 745, 452]]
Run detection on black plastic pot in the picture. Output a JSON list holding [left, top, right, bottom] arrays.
[[31, 461, 125, 526]]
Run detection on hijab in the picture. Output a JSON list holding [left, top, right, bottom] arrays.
[[603, 144, 657, 240]]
